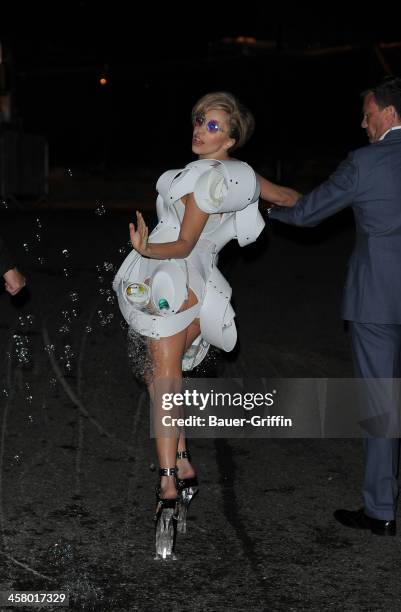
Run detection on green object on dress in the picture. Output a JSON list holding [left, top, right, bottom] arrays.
[[158, 298, 170, 310]]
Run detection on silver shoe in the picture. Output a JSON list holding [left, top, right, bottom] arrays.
[[154, 467, 179, 560], [176, 451, 199, 535]]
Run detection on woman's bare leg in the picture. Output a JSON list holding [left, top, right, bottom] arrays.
[[149, 330, 187, 499], [147, 289, 200, 498], [176, 318, 201, 480]]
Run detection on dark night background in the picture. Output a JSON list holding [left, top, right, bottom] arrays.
[[2, 6, 401, 178], [1, 7, 401, 610]]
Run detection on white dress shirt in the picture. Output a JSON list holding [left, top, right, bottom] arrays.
[[379, 125, 401, 141]]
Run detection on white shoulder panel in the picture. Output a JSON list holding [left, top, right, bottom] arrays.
[[194, 160, 260, 213]]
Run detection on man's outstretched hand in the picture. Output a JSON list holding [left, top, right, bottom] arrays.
[[3, 268, 26, 295]]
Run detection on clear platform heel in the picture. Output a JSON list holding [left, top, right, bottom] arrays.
[[154, 467, 180, 560], [176, 451, 199, 534]]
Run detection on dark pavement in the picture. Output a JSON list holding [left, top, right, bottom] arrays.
[[0, 208, 400, 611]]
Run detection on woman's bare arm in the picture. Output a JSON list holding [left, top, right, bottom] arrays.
[[256, 174, 301, 208], [129, 194, 209, 259]]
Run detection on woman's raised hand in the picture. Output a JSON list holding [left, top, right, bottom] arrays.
[[129, 211, 149, 255]]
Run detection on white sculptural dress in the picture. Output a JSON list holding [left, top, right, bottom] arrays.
[[113, 158, 265, 371]]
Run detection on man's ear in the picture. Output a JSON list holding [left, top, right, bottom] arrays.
[[389, 105, 401, 123], [385, 104, 397, 121]]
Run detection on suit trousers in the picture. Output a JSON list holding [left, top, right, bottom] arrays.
[[350, 322, 401, 520]]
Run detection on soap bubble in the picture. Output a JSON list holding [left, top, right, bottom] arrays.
[[97, 310, 114, 326], [46, 538, 74, 568], [95, 203, 106, 216], [18, 314, 35, 328], [103, 262, 114, 272], [25, 382, 33, 404], [13, 453, 23, 465], [12, 334, 31, 367]]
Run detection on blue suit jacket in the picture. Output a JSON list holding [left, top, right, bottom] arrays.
[[270, 129, 401, 323]]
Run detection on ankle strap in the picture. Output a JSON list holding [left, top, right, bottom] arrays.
[[159, 467, 178, 477], [176, 450, 190, 460]]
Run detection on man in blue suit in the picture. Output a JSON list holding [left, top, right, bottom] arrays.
[[270, 76, 401, 536]]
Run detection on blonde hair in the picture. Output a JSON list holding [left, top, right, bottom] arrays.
[[191, 91, 255, 152]]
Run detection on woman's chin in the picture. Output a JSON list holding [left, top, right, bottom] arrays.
[[192, 144, 203, 155]]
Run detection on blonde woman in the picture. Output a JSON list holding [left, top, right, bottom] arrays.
[[114, 91, 299, 559]]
